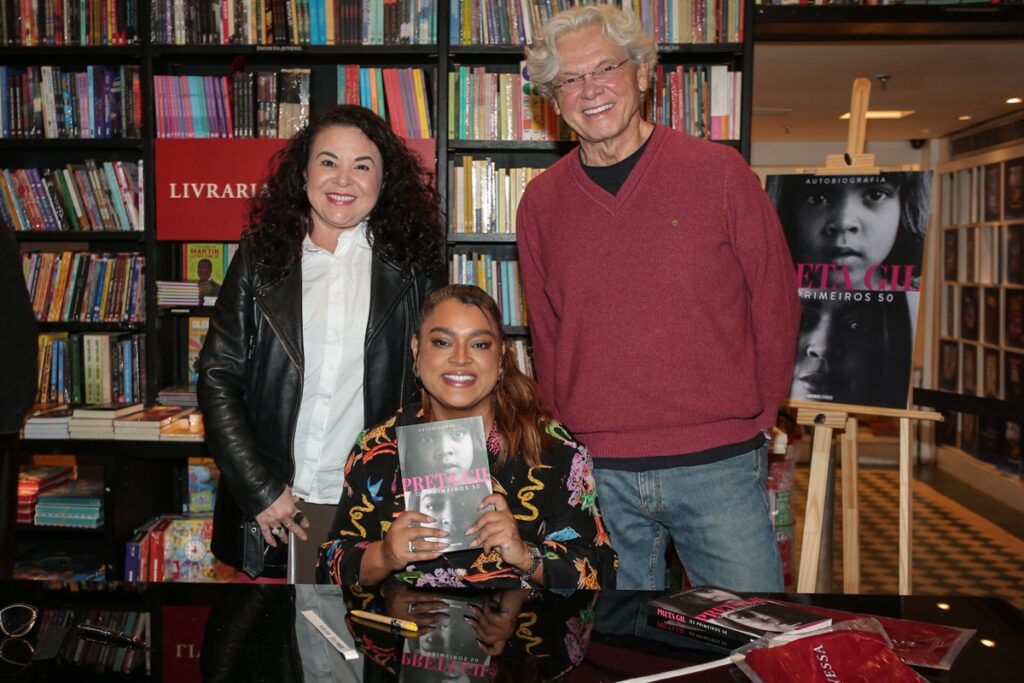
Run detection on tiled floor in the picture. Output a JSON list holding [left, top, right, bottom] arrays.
[[790, 466, 1024, 609]]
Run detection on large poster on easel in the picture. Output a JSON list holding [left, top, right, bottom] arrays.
[[767, 172, 934, 409]]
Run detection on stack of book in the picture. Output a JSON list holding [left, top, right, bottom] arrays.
[[22, 405, 74, 439], [69, 403, 144, 439], [113, 406, 195, 441], [155, 280, 201, 306], [34, 478, 104, 529], [160, 413, 204, 441], [16, 466, 74, 525], [648, 586, 832, 650], [14, 551, 104, 581], [155, 385, 198, 407]]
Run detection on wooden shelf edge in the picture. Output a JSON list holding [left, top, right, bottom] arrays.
[[754, 5, 1024, 40], [936, 444, 1024, 515]]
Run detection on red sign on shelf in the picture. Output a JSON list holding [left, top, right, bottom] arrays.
[[155, 138, 287, 241], [155, 137, 437, 242]]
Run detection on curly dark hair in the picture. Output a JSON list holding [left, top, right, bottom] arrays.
[[244, 104, 445, 276]]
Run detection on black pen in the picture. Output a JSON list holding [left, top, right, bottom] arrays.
[[75, 623, 149, 649]]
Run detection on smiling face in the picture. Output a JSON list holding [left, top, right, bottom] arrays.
[[412, 299, 503, 426], [792, 182, 901, 289], [304, 125, 383, 248], [551, 23, 650, 165]]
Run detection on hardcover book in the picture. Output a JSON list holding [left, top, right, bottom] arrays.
[[938, 340, 959, 392], [1005, 156, 1024, 220], [397, 417, 492, 552], [647, 586, 831, 647], [767, 171, 933, 409], [187, 316, 210, 387], [1007, 290, 1024, 349], [984, 163, 1001, 222], [1008, 225, 1023, 285]]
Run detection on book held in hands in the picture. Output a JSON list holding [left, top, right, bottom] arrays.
[[648, 585, 831, 647], [397, 417, 492, 552]]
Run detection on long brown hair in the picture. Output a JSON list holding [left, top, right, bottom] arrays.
[[415, 284, 549, 468]]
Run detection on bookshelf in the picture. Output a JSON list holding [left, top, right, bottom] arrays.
[[933, 144, 1024, 488], [4, 0, 759, 580]]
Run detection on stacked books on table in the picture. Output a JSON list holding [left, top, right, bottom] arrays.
[[22, 405, 74, 439], [113, 406, 195, 441], [34, 478, 104, 529], [17, 466, 74, 525], [156, 280, 201, 306], [647, 585, 832, 649], [69, 403, 144, 439]]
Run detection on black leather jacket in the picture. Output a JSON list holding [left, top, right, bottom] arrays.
[[198, 238, 443, 576]]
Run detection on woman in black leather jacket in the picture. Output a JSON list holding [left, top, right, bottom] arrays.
[[198, 105, 445, 581]]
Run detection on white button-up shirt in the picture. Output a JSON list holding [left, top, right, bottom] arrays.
[[291, 225, 372, 504]]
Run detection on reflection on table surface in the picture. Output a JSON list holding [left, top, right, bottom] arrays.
[[0, 581, 1020, 682]]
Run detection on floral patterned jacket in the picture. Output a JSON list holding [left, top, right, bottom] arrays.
[[317, 405, 618, 589]]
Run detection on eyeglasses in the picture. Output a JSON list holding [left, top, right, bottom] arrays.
[[552, 59, 631, 93], [0, 604, 37, 638], [0, 604, 37, 670]]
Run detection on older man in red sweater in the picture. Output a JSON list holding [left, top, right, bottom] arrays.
[[517, 6, 799, 591]]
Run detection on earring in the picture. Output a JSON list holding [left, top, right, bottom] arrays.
[[412, 363, 419, 379]]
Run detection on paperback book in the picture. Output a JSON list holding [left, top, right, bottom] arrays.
[[648, 586, 831, 647], [397, 417, 492, 552], [400, 595, 490, 682]]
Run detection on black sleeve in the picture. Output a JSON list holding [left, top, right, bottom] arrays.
[[0, 229, 38, 434]]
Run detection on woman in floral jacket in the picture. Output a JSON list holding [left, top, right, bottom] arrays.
[[317, 285, 617, 589]]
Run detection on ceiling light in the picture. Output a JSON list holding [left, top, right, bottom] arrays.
[[958, 115, 972, 121], [1008, 97, 1023, 104], [839, 110, 916, 120]]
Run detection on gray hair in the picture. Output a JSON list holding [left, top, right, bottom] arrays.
[[525, 4, 657, 101]]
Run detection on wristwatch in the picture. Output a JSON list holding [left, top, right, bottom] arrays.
[[515, 542, 543, 581]]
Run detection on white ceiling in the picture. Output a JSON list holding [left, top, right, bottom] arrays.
[[751, 41, 1024, 142]]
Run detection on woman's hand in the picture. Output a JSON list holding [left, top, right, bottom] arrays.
[[254, 487, 310, 547], [466, 589, 530, 656], [467, 493, 531, 572], [381, 511, 449, 571], [382, 585, 449, 630]]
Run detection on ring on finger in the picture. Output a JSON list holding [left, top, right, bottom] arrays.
[[407, 601, 418, 615], [408, 540, 417, 554], [270, 527, 283, 537]]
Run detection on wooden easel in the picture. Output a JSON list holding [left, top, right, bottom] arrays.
[[792, 79, 943, 595]]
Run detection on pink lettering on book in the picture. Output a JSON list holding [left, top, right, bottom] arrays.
[[402, 467, 490, 493], [795, 263, 919, 292]]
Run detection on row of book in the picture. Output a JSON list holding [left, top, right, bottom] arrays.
[[124, 514, 234, 582], [337, 65, 433, 139], [449, 157, 546, 234], [447, 65, 571, 141], [34, 332, 147, 406], [937, 338, 1024, 401], [24, 404, 207, 440], [0, 65, 143, 140], [941, 284, 1024, 349], [17, 465, 74, 524], [0, 0, 138, 46], [151, 0, 437, 46], [22, 251, 146, 323], [154, 69, 309, 139], [49, 608, 149, 674], [942, 224, 1024, 287], [450, 251, 528, 328], [941, 156, 1024, 227], [648, 63, 743, 141], [2, 160, 143, 233], [450, 0, 744, 46], [938, 410, 1022, 479]]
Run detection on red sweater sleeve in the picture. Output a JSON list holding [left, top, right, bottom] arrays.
[[725, 157, 800, 427]]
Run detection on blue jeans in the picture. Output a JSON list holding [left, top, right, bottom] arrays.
[[593, 445, 783, 591]]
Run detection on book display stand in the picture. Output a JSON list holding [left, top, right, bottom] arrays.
[[790, 78, 942, 596]]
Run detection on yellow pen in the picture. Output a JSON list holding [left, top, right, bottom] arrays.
[[349, 609, 419, 632]]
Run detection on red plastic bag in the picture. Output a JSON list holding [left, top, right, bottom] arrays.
[[735, 619, 927, 683]]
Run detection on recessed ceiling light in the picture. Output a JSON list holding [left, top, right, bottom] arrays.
[[839, 110, 915, 120], [1008, 97, 1023, 104], [958, 115, 972, 121]]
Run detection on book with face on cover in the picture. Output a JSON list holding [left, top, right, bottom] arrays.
[[399, 595, 490, 682], [648, 585, 832, 647], [397, 417, 492, 552]]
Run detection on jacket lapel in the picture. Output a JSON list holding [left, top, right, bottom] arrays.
[[255, 265, 304, 370], [366, 252, 411, 347]]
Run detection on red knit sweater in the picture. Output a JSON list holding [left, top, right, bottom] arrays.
[[516, 125, 799, 459]]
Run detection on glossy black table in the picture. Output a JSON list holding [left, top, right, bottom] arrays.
[[0, 581, 1020, 682]]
